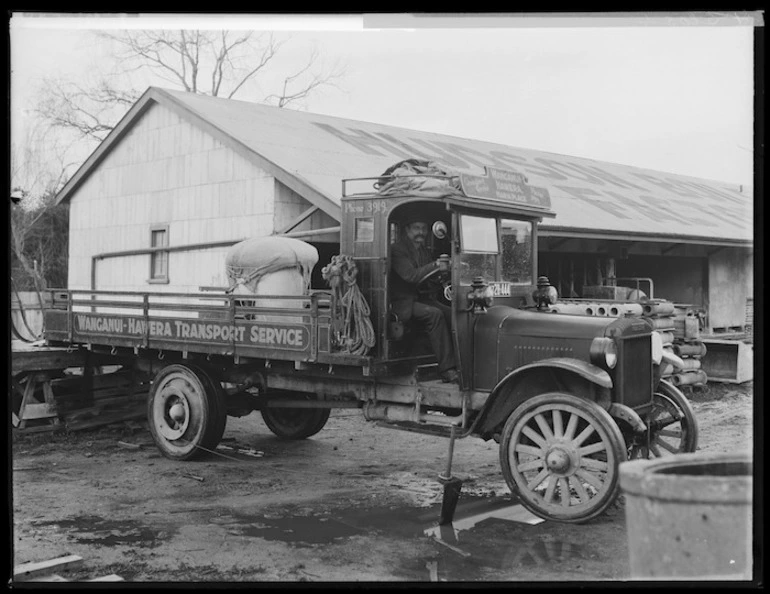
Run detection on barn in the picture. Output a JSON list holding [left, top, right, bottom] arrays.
[[54, 86, 753, 341]]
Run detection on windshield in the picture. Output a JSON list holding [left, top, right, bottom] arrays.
[[458, 215, 533, 285], [459, 215, 497, 284], [501, 219, 533, 284]]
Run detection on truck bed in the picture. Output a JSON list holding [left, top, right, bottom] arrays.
[[44, 289, 372, 369]]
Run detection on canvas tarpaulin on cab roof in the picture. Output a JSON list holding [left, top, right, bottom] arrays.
[[376, 159, 463, 198]]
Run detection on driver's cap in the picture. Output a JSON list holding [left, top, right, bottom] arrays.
[[400, 205, 429, 227]]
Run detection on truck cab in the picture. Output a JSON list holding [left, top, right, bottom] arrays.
[[340, 167, 569, 386]]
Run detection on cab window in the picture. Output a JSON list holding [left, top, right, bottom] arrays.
[[459, 215, 498, 284], [501, 219, 533, 284]]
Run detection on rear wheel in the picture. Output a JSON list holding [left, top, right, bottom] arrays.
[[261, 393, 330, 440], [499, 392, 626, 523], [148, 364, 226, 460]]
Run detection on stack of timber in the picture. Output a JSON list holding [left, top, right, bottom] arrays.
[[12, 345, 149, 434], [49, 367, 150, 431], [13, 554, 123, 583]]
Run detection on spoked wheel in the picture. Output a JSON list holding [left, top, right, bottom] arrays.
[[148, 364, 227, 460], [629, 379, 699, 459], [261, 393, 331, 440], [500, 392, 627, 523]]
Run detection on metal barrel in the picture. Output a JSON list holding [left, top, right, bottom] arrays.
[[620, 452, 752, 580]]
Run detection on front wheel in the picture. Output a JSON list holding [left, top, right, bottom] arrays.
[[499, 392, 627, 523], [261, 394, 330, 439], [629, 379, 699, 459], [148, 364, 227, 460]]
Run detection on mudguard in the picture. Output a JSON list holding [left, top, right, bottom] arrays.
[[474, 357, 613, 439], [495, 357, 613, 391]]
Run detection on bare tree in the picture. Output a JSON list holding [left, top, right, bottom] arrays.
[[11, 124, 74, 289], [35, 30, 346, 143]]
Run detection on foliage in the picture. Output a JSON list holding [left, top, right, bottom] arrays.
[[11, 196, 69, 291], [35, 30, 346, 145], [14, 29, 345, 292]]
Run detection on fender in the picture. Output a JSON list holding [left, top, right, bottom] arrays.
[[608, 402, 647, 433], [494, 357, 613, 393], [474, 357, 613, 439]]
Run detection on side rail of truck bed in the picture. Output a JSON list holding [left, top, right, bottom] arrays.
[[43, 289, 371, 368]]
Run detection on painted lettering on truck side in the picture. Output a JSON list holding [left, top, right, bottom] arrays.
[[75, 314, 310, 350]]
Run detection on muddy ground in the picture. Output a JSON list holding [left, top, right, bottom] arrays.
[[11, 382, 754, 583]]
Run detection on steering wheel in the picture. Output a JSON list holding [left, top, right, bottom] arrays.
[[416, 266, 452, 301], [416, 265, 449, 287]]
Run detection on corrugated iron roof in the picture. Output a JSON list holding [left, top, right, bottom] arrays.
[[57, 86, 752, 245]]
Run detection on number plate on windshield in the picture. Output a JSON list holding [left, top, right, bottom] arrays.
[[490, 282, 512, 297]]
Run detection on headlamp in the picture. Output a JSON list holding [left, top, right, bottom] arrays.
[[590, 337, 618, 369], [466, 277, 494, 314], [532, 276, 558, 310]]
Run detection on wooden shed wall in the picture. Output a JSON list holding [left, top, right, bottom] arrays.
[[68, 103, 277, 292], [708, 248, 753, 331]]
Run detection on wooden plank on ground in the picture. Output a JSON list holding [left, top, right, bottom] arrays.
[[27, 574, 70, 582], [87, 574, 124, 582], [13, 555, 84, 581], [65, 408, 145, 431], [13, 423, 63, 435]]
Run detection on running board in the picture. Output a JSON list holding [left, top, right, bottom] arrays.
[[375, 420, 454, 438]]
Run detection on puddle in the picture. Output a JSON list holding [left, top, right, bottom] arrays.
[[424, 499, 544, 541], [217, 514, 362, 547], [382, 472, 510, 507], [32, 515, 167, 548]]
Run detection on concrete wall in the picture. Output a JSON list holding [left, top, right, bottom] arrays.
[[68, 103, 277, 293], [708, 248, 753, 330]]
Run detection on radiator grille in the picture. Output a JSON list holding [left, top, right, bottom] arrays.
[[616, 333, 652, 407]]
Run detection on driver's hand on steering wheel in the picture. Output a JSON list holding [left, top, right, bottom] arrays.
[[436, 254, 451, 272]]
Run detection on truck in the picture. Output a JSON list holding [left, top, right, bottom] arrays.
[[42, 165, 698, 523]]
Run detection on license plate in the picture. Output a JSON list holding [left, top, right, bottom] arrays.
[[491, 282, 512, 297]]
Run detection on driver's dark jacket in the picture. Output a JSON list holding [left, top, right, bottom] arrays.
[[390, 238, 440, 322]]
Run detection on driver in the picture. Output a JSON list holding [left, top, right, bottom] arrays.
[[390, 213, 459, 383]]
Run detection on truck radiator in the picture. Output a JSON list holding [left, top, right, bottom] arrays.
[[616, 334, 652, 408]]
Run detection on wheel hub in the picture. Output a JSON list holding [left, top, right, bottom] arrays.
[[155, 389, 191, 441], [169, 403, 186, 423], [545, 447, 572, 473]]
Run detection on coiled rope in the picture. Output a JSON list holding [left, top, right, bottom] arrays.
[[321, 255, 376, 356]]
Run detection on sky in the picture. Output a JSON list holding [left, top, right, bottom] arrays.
[[9, 12, 759, 188]]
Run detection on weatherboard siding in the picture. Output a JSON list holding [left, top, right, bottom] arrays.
[[67, 102, 276, 293]]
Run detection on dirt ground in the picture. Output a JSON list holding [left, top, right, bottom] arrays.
[[11, 381, 754, 583]]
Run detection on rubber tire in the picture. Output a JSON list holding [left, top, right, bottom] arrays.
[[261, 394, 330, 440], [147, 364, 227, 461], [499, 392, 627, 524], [649, 379, 699, 456]]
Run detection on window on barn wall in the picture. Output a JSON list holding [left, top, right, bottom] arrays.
[[149, 226, 169, 283]]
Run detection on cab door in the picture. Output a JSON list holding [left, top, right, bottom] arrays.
[[451, 212, 501, 390]]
